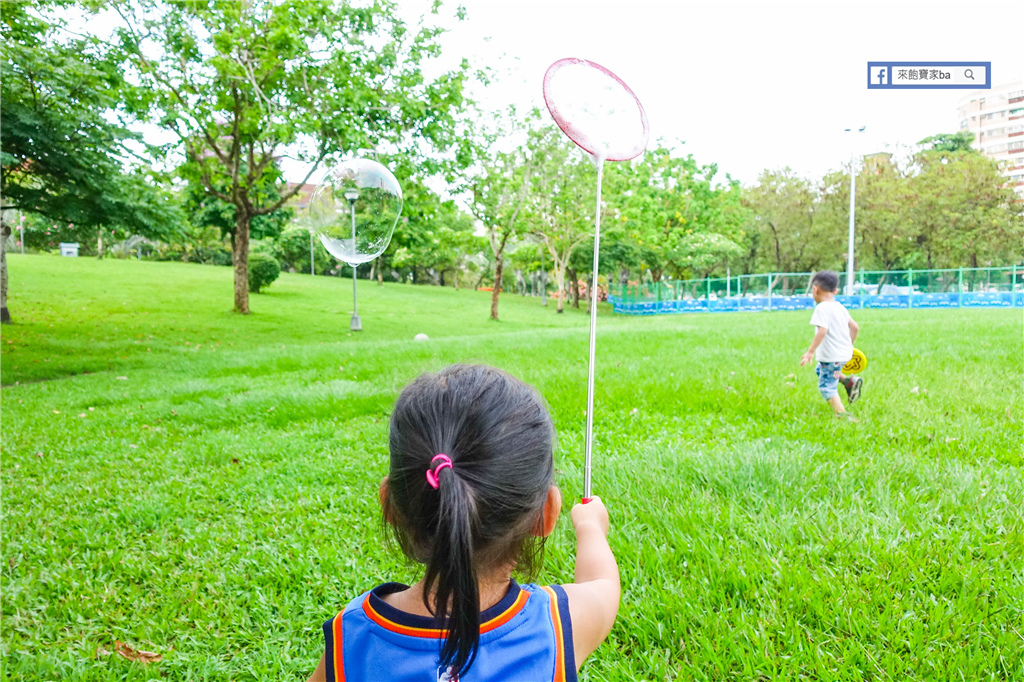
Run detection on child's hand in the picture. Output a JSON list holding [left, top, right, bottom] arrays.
[[564, 495, 619, 668], [800, 350, 814, 366], [571, 496, 609, 537]]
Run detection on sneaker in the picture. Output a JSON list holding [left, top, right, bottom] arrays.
[[847, 376, 864, 403]]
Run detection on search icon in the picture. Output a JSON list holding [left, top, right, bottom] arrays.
[[965, 69, 975, 80]]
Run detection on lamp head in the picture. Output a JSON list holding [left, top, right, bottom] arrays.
[[344, 188, 359, 204]]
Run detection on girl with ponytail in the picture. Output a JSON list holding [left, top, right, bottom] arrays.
[[307, 364, 620, 682]]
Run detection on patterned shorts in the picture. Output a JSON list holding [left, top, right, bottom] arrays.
[[815, 361, 846, 400]]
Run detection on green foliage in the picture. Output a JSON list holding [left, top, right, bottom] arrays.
[[149, 223, 232, 266], [247, 251, 280, 293], [521, 125, 596, 308], [0, 2, 181, 238], [181, 164, 292, 244], [607, 145, 747, 280], [918, 131, 977, 153], [386, 175, 481, 285], [741, 168, 835, 274], [467, 109, 549, 316], [275, 226, 332, 274], [813, 147, 1023, 272], [108, 0, 473, 311], [2, 256, 1021, 680], [908, 148, 1023, 268]]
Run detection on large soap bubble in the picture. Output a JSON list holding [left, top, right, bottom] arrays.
[[309, 158, 403, 266]]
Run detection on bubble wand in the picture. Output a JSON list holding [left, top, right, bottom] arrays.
[[542, 58, 649, 502]]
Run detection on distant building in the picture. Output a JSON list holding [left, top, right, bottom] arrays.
[[284, 182, 317, 220], [957, 81, 1024, 196], [863, 152, 893, 173]]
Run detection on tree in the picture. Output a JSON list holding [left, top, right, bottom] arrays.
[[610, 145, 746, 281], [1, 1, 180, 323], [182, 163, 292, 250], [919, 131, 977, 154], [910, 147, 1023, 269], [110, 0, 471, 313], [742, 168, 838, 274], [386, 175, 480, 287], [815, 145, 1021, 274], [469, 116, 541, 320], [525, 128, 594, 313], [818, 159, 917, 273]]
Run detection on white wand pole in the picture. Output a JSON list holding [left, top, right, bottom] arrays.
[[583, 157, 604, 501]]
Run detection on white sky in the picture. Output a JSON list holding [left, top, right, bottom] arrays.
[[322, 0, 1021, 188], [92, 0, 1022, 188]]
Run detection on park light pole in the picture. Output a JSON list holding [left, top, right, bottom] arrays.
[[344, 187, 361, 332], [309, 229, 315, 276], [844, 126, 866, 295]]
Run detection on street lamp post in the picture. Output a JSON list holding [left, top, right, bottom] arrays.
[[344, 187, 361, 332], [309, 230, 315, 276], [844, 126, 866, 295]]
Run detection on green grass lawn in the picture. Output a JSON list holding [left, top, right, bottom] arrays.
[[2, 254, 1022, 681]]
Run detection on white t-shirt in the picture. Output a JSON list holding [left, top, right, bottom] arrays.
[[809, 300, 853, 363]]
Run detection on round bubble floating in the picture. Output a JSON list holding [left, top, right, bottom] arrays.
[[309, 158, 403, 331]]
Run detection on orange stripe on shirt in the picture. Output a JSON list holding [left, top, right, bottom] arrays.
[[363, 597, 449, 638], [362, 588, 530, 638], [332, 610, 346, 682], [541, 587, 566, 682], [480, 590, 530, 634]]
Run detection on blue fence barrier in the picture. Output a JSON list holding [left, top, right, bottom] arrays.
[[611, 291, 1023, 315]]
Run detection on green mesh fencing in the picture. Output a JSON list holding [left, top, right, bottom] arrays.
[[611, 266, 1023, 314]]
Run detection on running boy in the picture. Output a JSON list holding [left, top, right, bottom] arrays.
[[799, 271, 864, 416]]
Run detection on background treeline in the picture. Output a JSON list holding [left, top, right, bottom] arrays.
[[3, 1, 1022, 321]]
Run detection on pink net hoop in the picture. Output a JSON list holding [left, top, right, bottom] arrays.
[[543, 57, 650, 162]]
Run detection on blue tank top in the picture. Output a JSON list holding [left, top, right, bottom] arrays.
[[321, 580, 577, 682]]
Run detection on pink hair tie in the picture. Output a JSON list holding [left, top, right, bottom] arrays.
[[426, 454, 453, 490]]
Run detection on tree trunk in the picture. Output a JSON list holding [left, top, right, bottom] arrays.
[[554, 265, 565, 313], [233, 212, 251, 314], [454, 268, 459, 291], [568, 267, 580, 309], [96, 228, 104, 259], [474, 266, 489, 291], [490, 254, 504, 320], [376, 257, 383, 286], [1, 221, 11, 323]]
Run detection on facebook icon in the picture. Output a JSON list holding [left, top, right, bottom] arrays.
[[875, 67, 888, 85]]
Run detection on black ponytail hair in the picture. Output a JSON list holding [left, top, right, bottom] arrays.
[[384, 365, 555, 678]]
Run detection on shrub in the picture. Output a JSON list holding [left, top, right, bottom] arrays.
[[248, 252, 281, 293], [275, 226, 333, 275], [249, 237, 281, 260]]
